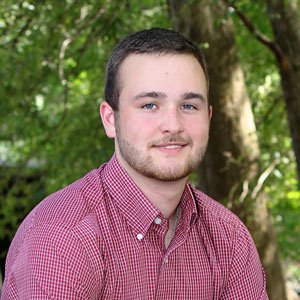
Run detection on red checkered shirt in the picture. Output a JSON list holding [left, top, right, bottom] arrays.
[[2, 153, 268, 299]]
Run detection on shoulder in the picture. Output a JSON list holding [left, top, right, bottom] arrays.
[[3, 221, 104, 299], [27, 165, 107, 230], [189, 184, 256, 253], [189, 185, 267, 295], [5, 165, 108, 277], [190, 185, 243, 229], [3, 165, 108, 298]]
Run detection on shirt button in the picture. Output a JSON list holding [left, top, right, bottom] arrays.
[[154, 217, 162, 225], [137, 233, 143, 240]]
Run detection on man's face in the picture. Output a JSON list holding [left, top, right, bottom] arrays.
[[113, 53, 211, 182]]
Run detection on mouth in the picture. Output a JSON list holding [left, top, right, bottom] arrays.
[[162, 145, 182, 149], [151, 136, 190, 152], [157, 144, 184, 148], [154, 142, 188, 151]]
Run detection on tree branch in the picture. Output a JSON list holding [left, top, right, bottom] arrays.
[[251, 159, 280, 199], [78, 5, 124, 63], [55, 36, 72, 130], [10, 16, 33, 49], [256, 96, 282, 129], [59, 37, 72, 87], [239, 180, 249, 203], [224, 0, 284, 60]]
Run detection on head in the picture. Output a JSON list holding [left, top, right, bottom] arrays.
[[100, 29, 211, 183], [104, 28, 209, 112]]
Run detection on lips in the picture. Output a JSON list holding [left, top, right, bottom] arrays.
[[150, 136, 190, 150], [156, 143, 185, 148], [152, 136, 189, 148], [153, 142, 188, 150]]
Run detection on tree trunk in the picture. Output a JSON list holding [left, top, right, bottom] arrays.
[[266, 0, 300, 186], [168, 0, 287, 299]]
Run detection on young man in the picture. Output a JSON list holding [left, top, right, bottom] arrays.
[[1, 28, 268, 299]]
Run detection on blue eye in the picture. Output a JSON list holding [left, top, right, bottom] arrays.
[[181, 104, 197, 110], [142, 103, 157, 110]]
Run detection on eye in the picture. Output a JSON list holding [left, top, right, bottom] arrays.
[[181, 104, 197, 110], [141, 103, 157, 110]]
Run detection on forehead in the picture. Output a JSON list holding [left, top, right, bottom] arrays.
[[118, 53, 207, 94], [119, 52, 203, 74]]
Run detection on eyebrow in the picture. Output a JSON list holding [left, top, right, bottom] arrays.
[[134, 91, 167, 100], [181, 92, 206, 102], [133, 91, 206, 102]]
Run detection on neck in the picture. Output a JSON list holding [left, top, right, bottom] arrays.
[[116, 154, 187, 219], [133, 175, 186, 218]]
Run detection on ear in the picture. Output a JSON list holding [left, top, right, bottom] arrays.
[[209, 105, 212, 120], [100, 101, 116, 138]]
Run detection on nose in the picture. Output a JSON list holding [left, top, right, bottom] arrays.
[[159, 108, 184, 134]]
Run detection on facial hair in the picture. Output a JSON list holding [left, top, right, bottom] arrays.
[[115, 122, 208, 182]]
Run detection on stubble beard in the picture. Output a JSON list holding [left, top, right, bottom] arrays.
[[115, 123, 208, 182]]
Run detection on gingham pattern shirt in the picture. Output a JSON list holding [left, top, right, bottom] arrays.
[[2, 153, 268, 299]]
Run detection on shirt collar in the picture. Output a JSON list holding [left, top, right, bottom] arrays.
[[101, 153, 199, 237]]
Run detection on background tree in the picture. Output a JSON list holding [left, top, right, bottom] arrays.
[[226, 0, 300, 293], [227, 0, 300, 188], [168, 0, 288, 299]]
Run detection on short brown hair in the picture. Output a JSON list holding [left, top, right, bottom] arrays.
[[104, 28, 209, 111]]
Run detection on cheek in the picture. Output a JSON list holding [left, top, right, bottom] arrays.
[[122, 113, 157, 136], [187, 121, 210, 141], [121, 121, 153, 143]]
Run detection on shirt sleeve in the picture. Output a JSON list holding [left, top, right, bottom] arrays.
[[220, 223, 269, 300], [1, 224, 104, 300]]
